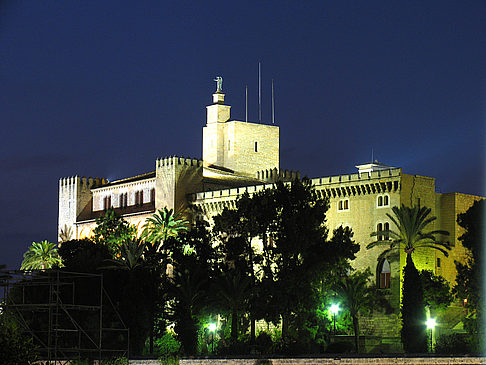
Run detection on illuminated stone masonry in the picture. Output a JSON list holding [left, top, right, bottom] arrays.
[[58, 82, 483, 349]]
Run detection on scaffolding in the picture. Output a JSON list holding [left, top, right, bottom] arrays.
[[1, 270, 129, 364]]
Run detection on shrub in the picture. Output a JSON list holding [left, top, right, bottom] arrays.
[[435, 333, 472, 354], [255, 332, 273, 354], [325, 341, 354, 353], [0, 321, 38, 365], [155, 332, 181, 357]]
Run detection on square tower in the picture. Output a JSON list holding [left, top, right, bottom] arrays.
[[202, 91, 279, 178]]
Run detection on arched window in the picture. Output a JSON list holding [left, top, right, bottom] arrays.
[[377, 194, 390, 208], [379, 259, 391, 289], [119, 193, 128, 208], [338, 199, 349, 211], [383, 222, 390, 240], [377, 223, 383, 241]]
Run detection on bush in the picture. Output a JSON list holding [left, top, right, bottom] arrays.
[[100, 358, 129, 365], [325, 341, 354, 353], [255, 332, 273, 354], [435, 333, 472, 354], [0, 321, 38, 365], [155, 332, 181, 357]]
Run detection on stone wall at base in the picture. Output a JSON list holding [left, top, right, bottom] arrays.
[[179, 357, 485, 365]]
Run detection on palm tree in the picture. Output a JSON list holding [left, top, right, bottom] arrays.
[[103, 238, 146, 271], [58, 224, 73, 243], [368, 204, 450, 259], [334, 269, 384, 352], [141, 208, 189, 252], [367, 204, 450, 353], [20, 241, 64, 270]]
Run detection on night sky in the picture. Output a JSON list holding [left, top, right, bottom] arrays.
[[1, 1, 485, 270]]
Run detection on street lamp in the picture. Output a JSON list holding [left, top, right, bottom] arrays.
[[208, 323, 217, 353], [426, 317, 436, 352], [329, 304, 340, 335]]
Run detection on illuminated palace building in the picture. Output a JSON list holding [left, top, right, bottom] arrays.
[[59, 82, 481, 350]]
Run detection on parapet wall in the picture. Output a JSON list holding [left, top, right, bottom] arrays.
[[192, 168, 402, 203], [310, 168, 401, 187], [156, 156, 203, 168], [59, 176, 107, 189], [256, 168, 300, 182]]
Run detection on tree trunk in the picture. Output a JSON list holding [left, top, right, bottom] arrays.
[[352, 314, 360, 353], [231, 309, 238, 342], [248, 236, 256, 344], [281, 312, 289, 338]]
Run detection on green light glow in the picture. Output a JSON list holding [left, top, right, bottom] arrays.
[[330, 304, 340, 315], [208, 323, 217, 332]]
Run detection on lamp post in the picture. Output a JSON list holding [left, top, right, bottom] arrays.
[[329, 304, 340, 335], [426, 317, 436, 352], [208, 323, 217, 353]]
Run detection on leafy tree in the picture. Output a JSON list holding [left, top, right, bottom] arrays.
[[20, 240, 64, 270], [92, 208, 136, 252], [141, 208, 189, 252], [333, 268, 389, 352], [0, 320, 38, 365], [420, 270, 452, 313], [212, 269, 251, 342], [453, 199, 484, 351], [164, 221, 216, 355], [368, 204, 450, 353], [58, 238, 112, 272], [259, 179, 359, 339], [213, 192, 268, 342]]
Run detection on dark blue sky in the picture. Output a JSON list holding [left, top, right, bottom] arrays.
[[1, 1, 485, 269]]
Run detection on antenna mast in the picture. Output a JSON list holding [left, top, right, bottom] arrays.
[[245, 85, 248, 122], [272, 79, 275, 124], [258, 61, 262, 123]]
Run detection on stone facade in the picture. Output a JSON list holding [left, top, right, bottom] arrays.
[[58, 86, 483, 348]]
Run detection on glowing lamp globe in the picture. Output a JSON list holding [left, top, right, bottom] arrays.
[[426, 318, 436, 329]]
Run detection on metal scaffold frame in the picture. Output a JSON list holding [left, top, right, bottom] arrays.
[[1, 270, 129, 364]]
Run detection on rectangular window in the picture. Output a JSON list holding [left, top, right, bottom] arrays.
[[135, 191, 139, 205], [228, 140, 231, 151], [151, 188, 155, 202], [104, 195, 111, 210], [437, 257, 441, 268], [140, 190, 144, 205], [254, 141, 258, 152]]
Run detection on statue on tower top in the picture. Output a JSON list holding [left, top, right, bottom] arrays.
[[214, 76, 223, 93]]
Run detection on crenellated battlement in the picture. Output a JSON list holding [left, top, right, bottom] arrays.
[[256, 168, 300, 182], [310, 167, 401, 186], [156, 156, 203, 168], [59, 176, 107, 189]]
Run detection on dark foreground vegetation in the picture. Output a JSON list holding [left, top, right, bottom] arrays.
[[1, 181, 483, 363]]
